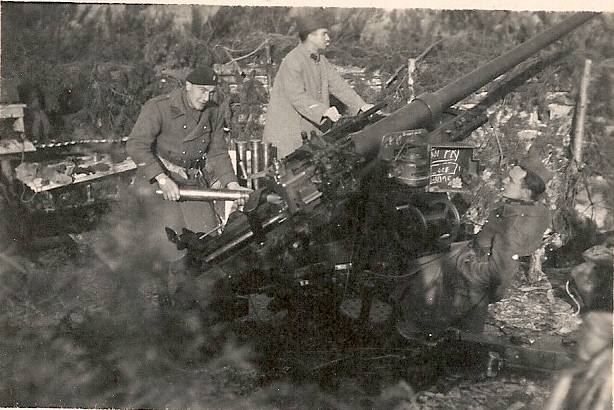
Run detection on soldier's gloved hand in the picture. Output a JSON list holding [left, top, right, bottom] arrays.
[[323, 106, 341, 122], [156, 174, 180, 201], [227, 181, 252, 206]]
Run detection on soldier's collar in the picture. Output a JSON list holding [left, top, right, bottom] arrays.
[[298, 42, 320, 61]]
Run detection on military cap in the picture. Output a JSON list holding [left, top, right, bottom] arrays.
[[518, 147, 554, 184], [296, 9, 329, 35], [186, 67, 218, 86]]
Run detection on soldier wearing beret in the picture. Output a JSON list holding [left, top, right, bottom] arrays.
[[127, 67, 249, 277], [263, 11, 374, 158], [395, 148, 554, 336]]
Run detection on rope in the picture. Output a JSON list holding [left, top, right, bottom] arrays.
[[566, 280, 582, 316]]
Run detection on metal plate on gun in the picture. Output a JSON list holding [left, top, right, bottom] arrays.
[[427, 143, 475, 193]]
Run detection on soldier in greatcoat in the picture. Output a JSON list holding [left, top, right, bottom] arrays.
[[263, 12, 374, 158], [126, 67, 249, 285]]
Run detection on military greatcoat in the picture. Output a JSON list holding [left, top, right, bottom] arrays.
[[127, 87, 236, 186], [126, 87, 238, 262], [263, 42, 367, 158]]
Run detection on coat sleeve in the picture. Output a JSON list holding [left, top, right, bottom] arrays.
[[280, 58, 328, 124], [205, 107, 237, 188], [126, 100, 165, 182], [455, 233, 518, 305], [324, 59, 367, 115]]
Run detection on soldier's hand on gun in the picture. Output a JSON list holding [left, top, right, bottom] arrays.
[[359, 103, 385, 116], [156, 174, 180, 201], [359, 103, 375, 113], [227, 181, 252, 206], [323, 106, 342, 122]]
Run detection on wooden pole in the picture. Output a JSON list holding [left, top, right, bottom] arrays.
[[574, 59, 592, 165]]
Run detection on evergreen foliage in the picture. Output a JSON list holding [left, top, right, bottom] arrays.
[[1, 3, 612, 239], [0, 5, 612, 407], [1, 5, 608, 139]]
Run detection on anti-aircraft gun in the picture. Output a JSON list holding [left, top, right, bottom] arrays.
[[166, 13, 597, 351]]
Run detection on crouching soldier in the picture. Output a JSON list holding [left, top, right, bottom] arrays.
[[394, 147, 553, 336]]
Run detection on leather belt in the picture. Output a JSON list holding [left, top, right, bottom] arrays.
[[157, 154, 208, 183], [159, 153, 206, 170]]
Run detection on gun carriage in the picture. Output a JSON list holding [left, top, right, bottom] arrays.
[[163, 13, 596, 375]]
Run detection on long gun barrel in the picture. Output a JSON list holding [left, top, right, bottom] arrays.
[[350, 12, 598, 161]]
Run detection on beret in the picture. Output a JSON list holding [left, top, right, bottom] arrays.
[[186, 67, 218, 86]]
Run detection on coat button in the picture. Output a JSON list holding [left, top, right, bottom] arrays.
[[183, 125, 187, 129], [203, 126, 207, 130], [182, 150, 186, 155], [199, 150, 203, 154]]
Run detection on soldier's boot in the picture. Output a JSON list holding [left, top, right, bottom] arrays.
[[168, 255, 208, 311]]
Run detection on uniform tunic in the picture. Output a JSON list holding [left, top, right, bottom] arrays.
[[126, 88, 238, 262], [127, 88, 236, 186], [263, 42, 367, 158], [396, 200, 551, 334]]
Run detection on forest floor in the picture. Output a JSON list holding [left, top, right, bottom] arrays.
[[0, 233, 585, 410]]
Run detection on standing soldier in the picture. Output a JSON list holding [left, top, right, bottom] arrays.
[[126, 67, 249, 285], [263, 11, 374, 158]]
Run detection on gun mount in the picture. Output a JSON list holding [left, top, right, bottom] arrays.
[[166, 13, 597, 372]]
